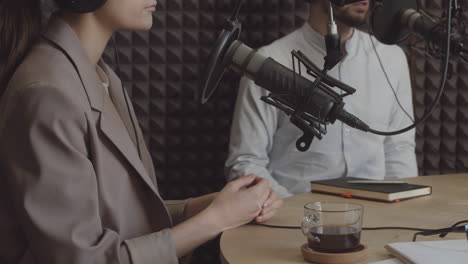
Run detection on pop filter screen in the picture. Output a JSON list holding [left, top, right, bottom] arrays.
[[200, 21, 241, 104]]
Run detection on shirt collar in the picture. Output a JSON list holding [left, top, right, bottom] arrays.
[[344, 29, 359, 58], [301, 23, 327, 54], [300, 22, 360, 59]]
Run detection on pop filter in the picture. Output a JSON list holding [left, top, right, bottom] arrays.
[[201, 0, 374, 104], [369, 0, 419, 45], [201, 19, 241, 104], [201, 0, 244, 104]]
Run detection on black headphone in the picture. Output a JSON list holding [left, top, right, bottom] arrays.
[[55, 0, 107, 13]]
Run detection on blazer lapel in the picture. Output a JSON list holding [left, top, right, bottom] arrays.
[[100, 62, 158, 188], [42, 16, 160, 196], [100, 95, 159, 195], [100, 62, 139, 150]]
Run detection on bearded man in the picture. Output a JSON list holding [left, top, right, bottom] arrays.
[[226, 0, 418, 198]]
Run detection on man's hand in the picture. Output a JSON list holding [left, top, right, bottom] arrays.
[[255, 189, 283, 223]]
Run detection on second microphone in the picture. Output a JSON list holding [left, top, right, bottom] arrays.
[[222, 40, 370, 132]]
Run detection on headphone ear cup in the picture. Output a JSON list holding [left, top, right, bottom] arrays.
[[55, 0, 107, 13]]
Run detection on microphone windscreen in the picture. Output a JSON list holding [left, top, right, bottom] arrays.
[[369, 0, 418, 45], [200, 21, 241, 104]]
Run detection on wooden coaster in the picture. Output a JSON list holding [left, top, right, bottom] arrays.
[[301, 244, 368, 264]]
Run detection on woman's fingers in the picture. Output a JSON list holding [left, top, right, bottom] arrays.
[[255, 195, 283, 222]]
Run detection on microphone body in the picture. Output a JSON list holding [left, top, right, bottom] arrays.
[[370, 0, 465, 54], [401, 9, 465, 54], [223, 40, 369, 131]]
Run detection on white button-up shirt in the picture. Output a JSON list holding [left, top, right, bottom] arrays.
[[225, 23, 418, 198]]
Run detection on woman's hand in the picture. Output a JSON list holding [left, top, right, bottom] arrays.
[[255, 189, 283, 223], [183, 193, 218, 220], [171, 175, 281, 257], [185, 176, 283, 225], [206, 174, 271, 231]]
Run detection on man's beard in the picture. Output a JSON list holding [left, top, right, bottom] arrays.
[[334, 10, 368, 27], [320, 1, 368, 28]]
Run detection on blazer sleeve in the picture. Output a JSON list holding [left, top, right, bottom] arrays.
[[0, 83, 178, 264]]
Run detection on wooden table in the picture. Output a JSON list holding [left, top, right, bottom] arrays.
[[220, 174, 468, 263]]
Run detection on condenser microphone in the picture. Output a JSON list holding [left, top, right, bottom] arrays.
[[201, 0, 371, 147], [222, 40, 369, 131], [400, 9, 465, 54], [201, 0, 369, 105], [370, 0, 466, 54]]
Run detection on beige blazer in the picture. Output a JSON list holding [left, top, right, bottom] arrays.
[[0, 17, 188, 264]]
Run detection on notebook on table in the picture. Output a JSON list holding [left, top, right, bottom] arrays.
[[310, 177, 432, 202], [385, 240, 468, 264]]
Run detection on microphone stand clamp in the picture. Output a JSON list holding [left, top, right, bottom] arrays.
[[260, 50, 355, 152]]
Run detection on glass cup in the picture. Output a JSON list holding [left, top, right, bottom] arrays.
[[301, 202, 364, 253]]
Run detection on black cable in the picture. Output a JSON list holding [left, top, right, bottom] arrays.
[[111, 37, 142, 158], [367, 0, 453, 136], [368, 32, 415, 124], [253, 223, 433, 232], [440, 220, 468, 238], [254, 223, 301, 230], [368, 31, 454, 161], [230, 0, 244, 20], [363, 226, 431, 232], [367, 29, 451, 161]]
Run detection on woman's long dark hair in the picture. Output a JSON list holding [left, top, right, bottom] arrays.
[[0, 0, 43, 95]]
